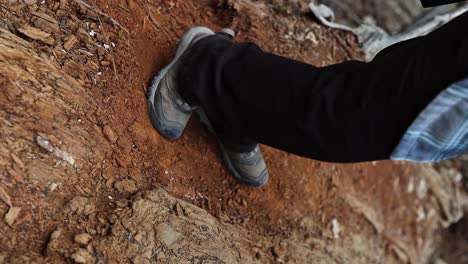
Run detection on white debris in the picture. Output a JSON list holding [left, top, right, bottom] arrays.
[[453, 171, 462, 182], [331, 218, 341, 239], [417, 178, 427, 200], [108, 195, 113, 200], [89, 30, 96, 37], [49, 182, 60, 192], [111, 42, 116, 48], [165, 170, 169, 175], [393, 177, 400, 189], [35, 136, 75, 167], [416, 207, 426, 222], [407, 177, 414, 193], [446, 169, 463, 183], [103, 43, 110, 50]]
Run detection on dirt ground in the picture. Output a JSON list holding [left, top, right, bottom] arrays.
[[0, 0, 466, 263]]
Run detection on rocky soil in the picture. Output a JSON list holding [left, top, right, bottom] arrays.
[[0, 0, 466, 263]]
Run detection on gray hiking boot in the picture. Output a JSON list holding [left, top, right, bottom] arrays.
[[148, 26, 269, 187], [219, 143, 269, 187], [147, 26, 215, 140], [198, 109, 270, 188]]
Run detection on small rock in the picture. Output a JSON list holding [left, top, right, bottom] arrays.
[[134, 232, 145, 243], [114, 179, 138, 194], [116, 200, 128, 208], [4, 207, 21, 227], [45, 228, 63, 255], [17, 25, 55, 45], [173, 202, 183, 216], [74, 233, 92, 246], [0, 186, 12, 207], [102, 125, 118, 143], [63, 35, 77, 51], [50, 228, 63, 240], [71, 249, 94, 263], [69, 197, 95, 215], [35, 135, 75, 166], [49, 182, 59, 192], [97, 46, 105, 56], [100, 60, 111, 66], [133, 255, 150, 264], [331, 218, 341, 239]]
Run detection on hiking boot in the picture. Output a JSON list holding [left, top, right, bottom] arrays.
[[147, 26, 215, 140], [198, 109, 270, 188], [148, 26, 269, 187], [219, 143, 270, 187]]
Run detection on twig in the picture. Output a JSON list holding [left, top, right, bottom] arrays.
[[147, 14, 173, 41], [0, 3, 12, 12], [97, 13, 119, 80], [72, 0, 129, 34], [81, 14, 112, 24]]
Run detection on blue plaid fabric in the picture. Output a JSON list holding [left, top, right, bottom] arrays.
[[391, 78, 468, 162]]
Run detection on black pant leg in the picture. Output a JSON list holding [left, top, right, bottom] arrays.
[[180, 11, 468, 162]]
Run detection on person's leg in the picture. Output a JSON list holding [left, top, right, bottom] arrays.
[[179, 11, 468, 163]]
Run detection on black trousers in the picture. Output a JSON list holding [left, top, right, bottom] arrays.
[[180, 12, 468, 163]]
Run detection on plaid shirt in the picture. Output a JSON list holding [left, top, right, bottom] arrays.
[[391, 78, 468, 162]]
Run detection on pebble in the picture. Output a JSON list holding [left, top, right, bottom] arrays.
[[97, 46, 106, 56], [74, 233, 92, 246], [102, 125, 118, 143], [71, 249, 94, 263], [114, 179, 138, 194], [5, 207, 21, 227], [133, 255, 150, 264], [0, 186, 12, 207], [69, 196, 94, 215]]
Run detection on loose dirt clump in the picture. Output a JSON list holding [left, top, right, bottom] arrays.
[[0, 0, 466, 263]]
